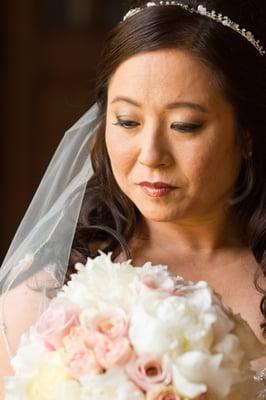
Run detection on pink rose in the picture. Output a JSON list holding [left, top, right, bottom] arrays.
[[126, 354, 172, 392], [91, 308, 128, 340], [64, 327, 103, 379], [36, 299, 80, 351], [64, 325, 98, 348], [94, 335, 133, 369], [147, 385, 181, 400]]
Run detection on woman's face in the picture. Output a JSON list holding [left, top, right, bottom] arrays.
[[105, 49, 241, 223]]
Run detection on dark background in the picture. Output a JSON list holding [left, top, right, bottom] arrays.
[[1, 0, 128, 262]]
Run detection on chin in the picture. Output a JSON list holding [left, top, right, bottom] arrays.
[[136, 204, 189, 222]]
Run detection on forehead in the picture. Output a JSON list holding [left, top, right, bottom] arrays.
[[108, 49, 219, 105]]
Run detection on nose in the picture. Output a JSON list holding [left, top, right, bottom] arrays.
[[137, 122, 172, 168]]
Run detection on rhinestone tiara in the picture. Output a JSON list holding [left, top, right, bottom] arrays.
[[122, 1, 265, 56]]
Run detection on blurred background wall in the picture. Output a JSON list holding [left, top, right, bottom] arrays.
[[1, 0, 128, 262]]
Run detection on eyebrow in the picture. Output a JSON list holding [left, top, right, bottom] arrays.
[[111, 96, 209, 113]]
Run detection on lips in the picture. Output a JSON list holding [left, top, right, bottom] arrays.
[[139, 182, 176, 189], [139, 182, 176, 198]]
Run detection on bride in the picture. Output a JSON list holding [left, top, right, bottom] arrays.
[[0, 0, 265, 398]]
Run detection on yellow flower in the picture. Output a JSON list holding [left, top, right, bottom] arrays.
[[26, 352, 78, 400]]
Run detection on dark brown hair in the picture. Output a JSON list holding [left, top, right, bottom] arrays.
[[69, 0, 266, 335]]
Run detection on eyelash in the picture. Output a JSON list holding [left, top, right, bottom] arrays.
[[112, 118, 202, 133], [113, 119, 139, 129]]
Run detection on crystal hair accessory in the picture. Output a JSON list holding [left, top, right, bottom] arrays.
[[122, 1, 266, 56]]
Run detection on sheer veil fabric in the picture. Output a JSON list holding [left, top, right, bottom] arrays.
[[0, 102, 100, 361]]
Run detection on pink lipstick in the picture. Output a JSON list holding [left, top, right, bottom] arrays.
[[139, 182, 177, 198]]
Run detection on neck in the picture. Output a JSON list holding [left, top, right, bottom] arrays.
[[135, 209, 243, 255]]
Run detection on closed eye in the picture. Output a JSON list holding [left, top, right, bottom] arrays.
[[112, 118, 140, 129], [112, 119, 203, 132], [171, 123, 203, 133]]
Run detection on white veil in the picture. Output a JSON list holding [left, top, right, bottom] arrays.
[[0, 102, 100, 360]]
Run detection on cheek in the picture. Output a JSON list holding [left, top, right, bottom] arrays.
[[105, 128, 137, 182], [180, 136, 240, 193]]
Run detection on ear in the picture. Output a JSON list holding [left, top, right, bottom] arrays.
[[242, 130, 253, 159]]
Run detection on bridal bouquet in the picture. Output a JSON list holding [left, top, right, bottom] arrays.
[[5, 252, 265, 400]]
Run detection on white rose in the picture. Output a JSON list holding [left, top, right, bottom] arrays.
[[61, 252, 139, 313], [213, 334, 244, 367], [156, 295, 216, 351], [23, 352, 77, 400], [211, 291, 266, 364], [60, 381, 82, 400], [129, 302, 176, 356], [182, 281, 213, 312], [129, 291, 216, 357], [172, 350, 241, 399], [136, 269, 176, 312], [11, 339, 46, 380], [5, 377, 24, 400], [81, 367, 145, 400], [6, 340, 80, 400]]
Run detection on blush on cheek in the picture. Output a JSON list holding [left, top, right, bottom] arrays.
[[106, 127, 134, 160], [108, 151, 134, 187], [106, 133, 138, 185]]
